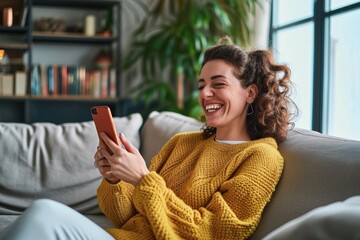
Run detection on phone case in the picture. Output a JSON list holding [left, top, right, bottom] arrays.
[[91, 106, 120, 146]]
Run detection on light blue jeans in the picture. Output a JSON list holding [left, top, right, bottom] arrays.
[[2, 197, 360, 239], [0, 199, 114, 240]]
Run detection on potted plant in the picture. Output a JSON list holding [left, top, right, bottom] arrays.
[[123, 0, 260, 119]]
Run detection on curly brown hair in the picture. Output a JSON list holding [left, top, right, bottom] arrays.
[[201, 38, 297, 143]]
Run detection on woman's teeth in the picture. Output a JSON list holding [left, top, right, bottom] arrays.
[[205, 104, 223, 112]]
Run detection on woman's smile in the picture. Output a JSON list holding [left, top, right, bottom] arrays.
[[205, 103, 223, 113]]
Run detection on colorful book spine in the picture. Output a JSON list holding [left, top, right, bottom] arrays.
[[31, 65, 40, 96], [15, 71, 27, 96], [29, 64, 116, 98]]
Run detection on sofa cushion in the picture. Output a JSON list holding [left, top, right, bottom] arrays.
[[140, 111, 203, 166], [262, 195, 360, 240], [250, 128, 360, 239], [0, 113, 142, 215]]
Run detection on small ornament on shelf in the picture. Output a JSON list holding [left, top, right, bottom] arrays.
[[34, 18, 67, 32], [3, 8, 13, 27], [84, 15, 96, 36], [95, 50, 112, 69]]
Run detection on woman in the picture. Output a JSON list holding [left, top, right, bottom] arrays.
[[0, 37, 295, 240]]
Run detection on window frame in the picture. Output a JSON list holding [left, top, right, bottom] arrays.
[[269, 0, 360, 133]]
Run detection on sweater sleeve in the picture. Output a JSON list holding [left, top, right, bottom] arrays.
[[97, 179, 136, 228], [96, 134, 181, 229], [132, 146, 284, 240]]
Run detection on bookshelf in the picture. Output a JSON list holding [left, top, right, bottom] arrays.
[[0, 0, 126, 124]]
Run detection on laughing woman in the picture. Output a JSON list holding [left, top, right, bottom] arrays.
[[0, 37, 296, 240]]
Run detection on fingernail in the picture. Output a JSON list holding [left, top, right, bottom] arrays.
[[120, 132, 125, 137]]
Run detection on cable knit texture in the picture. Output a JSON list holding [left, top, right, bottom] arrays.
[[97, 132, 284, 239]]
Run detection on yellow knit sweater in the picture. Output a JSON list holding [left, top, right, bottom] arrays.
[[97, 132, 284, 240]]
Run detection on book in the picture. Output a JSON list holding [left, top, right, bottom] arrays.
[[84, 70, 90, 96], [78, 66, 86, 95], [60, 65, 68, 95], [15, 71, 27, 96], [40, 64, 48, 96], [53, 65, 58, 95], [67, 66, 79, 95], [2, 74, 14, 96], [31, 65, 40, 96], [109, 68, 116, 98], [100, 68, 109, 98], [46, 65, 58, 95], [47, 65, 54, 95], [90, 70, 101, 97]]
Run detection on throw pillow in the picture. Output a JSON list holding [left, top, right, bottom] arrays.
[[0, 113, 142, 214]]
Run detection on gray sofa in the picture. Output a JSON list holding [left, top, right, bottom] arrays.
[[1, 111, 360, 239]]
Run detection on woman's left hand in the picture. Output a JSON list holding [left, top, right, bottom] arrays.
[[99, 132, 149, 186]]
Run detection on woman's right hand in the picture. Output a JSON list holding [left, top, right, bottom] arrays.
[[94, 143, 120, 184]]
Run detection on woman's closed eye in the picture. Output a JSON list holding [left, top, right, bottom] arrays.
[[213, 82, 226, 88], [198, 82, 226, 91]]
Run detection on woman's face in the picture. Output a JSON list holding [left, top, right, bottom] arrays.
[[198, 59, 254, 137]]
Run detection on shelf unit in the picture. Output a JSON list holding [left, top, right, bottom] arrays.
[[0, 0, 126, 124], [0, 26, 27, 34]]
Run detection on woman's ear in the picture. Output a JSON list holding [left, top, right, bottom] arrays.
[[247, 84, 258, 103]]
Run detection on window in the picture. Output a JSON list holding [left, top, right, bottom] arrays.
[[270, 0, 360, 140]]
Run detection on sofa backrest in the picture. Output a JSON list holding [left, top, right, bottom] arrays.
[[140, 111, 203, 166], [0, 113, 143, 215], [250, 128, 360, 239]]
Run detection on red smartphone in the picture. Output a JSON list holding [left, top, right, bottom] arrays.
[[91, 106, 120, 146]]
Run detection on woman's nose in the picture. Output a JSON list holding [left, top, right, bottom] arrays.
[[200, 86, 214, 98]]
